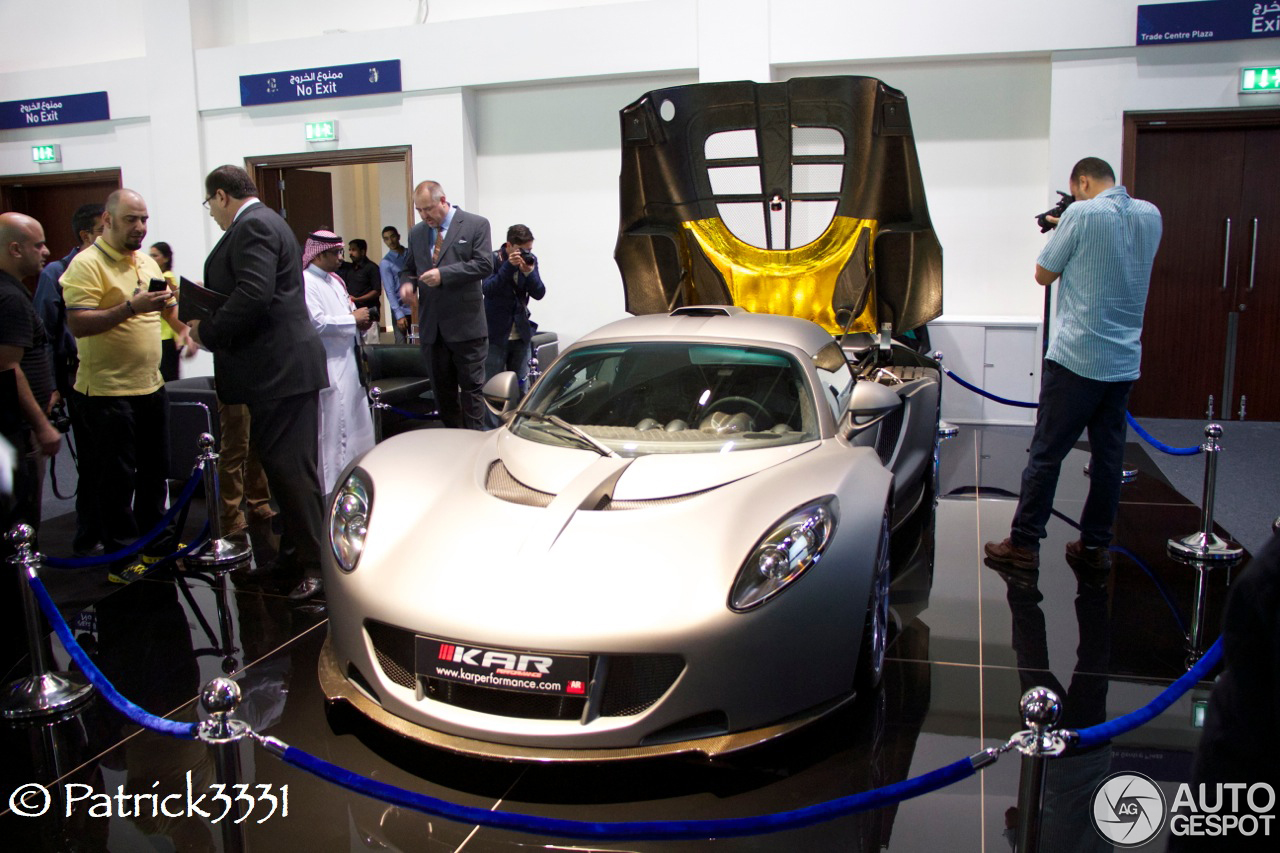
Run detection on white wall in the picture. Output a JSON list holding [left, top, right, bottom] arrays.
[[3, 0, 1277, 400], [474, 74, 695, 343], [775, 56, 1053, 319]]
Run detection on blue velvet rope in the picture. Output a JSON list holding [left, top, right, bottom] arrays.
[[1072, 636, 1223, 749], [941, 366, 1038, 408], [1124, 412, 1202, 456], [277, 745, 977, 840], [941, 367, 1202, 455], [43, 466, 205, 568], [27, 573, 200, 739]]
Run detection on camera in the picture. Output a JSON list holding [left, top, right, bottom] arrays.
[[49, 400, 72, 434], [518, 249, 536, 265], [1035, 191, 1074, 233]]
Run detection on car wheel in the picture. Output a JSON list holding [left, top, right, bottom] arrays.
[[855, 505, 892, 693]]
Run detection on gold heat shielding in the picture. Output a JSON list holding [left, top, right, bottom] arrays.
[[682, 215, 879, 335]]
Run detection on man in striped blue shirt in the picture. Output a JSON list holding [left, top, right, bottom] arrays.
[[986, 157, 1162, 574]]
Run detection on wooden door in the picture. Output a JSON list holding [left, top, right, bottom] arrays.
[[0, 171, 121, 289], [257, 167, 333, 249], [1126, 113, 1280, 420], [1231, 127, 1280, 421]]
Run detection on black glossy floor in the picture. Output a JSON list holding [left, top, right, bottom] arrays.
[[0, 426, 1244, 851]]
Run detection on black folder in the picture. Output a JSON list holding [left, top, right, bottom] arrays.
[[177, 277, 227, 324]]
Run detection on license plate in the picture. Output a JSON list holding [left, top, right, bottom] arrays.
[[416, 636, 591, 697]]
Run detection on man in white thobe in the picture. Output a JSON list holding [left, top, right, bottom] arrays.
[[301, 230, 376, 494]]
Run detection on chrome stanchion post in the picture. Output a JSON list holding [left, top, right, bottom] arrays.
[[198, 677, 248, 853], [189, 433, 251, 568], [1167, 424, 1244, 562], [1011, 687, 1066, 853], [1, 525, 94, 720], [932, 351, 959, 441], [1186, 562, 1212, 668], [369, 386, 389, 443]]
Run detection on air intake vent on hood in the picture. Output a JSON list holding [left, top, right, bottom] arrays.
[[593, 487, 714, 511], [486, 461, 556, 507]]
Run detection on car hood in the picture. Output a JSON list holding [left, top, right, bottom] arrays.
[[341, 429, 885, 649], [495, 429, 820, 500]]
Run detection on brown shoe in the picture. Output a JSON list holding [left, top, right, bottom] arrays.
[[1065, 540, 1111, 573], [984, 538, 1039, 571]]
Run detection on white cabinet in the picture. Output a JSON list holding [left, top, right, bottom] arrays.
[[929, 319, 1040, 425]]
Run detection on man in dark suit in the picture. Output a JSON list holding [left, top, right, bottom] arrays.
[[188, 165, 329, 601], [398, 181, 493, 429]]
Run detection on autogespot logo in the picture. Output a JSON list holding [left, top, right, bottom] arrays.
[[1091, 771, 1167, 847]]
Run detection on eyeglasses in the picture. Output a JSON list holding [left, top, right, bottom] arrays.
[[202, 195, 214, 209]]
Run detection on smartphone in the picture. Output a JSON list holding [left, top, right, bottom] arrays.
[[148, 277, 169, 293]]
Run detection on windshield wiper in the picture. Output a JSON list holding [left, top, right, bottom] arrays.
[[509, 410, 616, 458]]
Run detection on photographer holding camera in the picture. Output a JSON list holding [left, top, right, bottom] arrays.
[[985, 157, 1162, 576], [482, 224, 546, 388]]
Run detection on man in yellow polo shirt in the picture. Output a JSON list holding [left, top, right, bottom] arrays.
[[61, 189, 188, 581]]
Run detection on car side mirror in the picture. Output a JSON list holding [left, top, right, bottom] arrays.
[[482, 371, 521, 417], [845, 380, 902, 433]]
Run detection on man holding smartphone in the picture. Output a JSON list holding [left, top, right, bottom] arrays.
[[61, 189, 189, 583]]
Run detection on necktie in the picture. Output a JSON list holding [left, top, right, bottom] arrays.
[[432, 228, 444, 264]]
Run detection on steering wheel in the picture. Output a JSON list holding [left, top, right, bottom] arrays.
[[704, 396, 771, 423]]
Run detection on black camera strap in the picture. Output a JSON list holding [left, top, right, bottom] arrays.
[[48, 427, 79, 500]]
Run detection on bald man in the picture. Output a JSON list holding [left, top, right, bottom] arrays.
[[0, 212, 58, 677], [61, 189, 188, 582], [0, 212, 59, 524]]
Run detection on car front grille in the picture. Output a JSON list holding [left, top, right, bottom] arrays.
[[363, 620, 684, 720], [365, 620, 416, 689]]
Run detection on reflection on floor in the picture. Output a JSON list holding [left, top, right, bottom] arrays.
[[0, 426, 1246, 851]]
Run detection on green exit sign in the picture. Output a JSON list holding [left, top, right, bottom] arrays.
[[31, 144, 61, 164], [1240, 66, 1280, 93], [305, 120, 338, 142]]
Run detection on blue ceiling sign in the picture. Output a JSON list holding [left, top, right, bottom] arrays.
[[1137, 0, 1280, 45], [0, 91, 110, 131], [240, 59, 402, 107]]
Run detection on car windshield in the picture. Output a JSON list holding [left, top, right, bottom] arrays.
[[511, 342, 820, 456]]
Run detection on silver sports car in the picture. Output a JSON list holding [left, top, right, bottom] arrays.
[[320, 306, 941, 760], [321, 75, 944, 760]]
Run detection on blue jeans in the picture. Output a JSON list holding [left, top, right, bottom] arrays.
[[1010, 360, 1132, 551], [484, 338, 532, 387]]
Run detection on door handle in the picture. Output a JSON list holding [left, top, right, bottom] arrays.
[[1221, 217, 1231, 291], [1248, 217, 1258, 292]]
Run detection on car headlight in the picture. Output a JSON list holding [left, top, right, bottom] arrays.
[[330, 468, 372, 572], [729, 497, 837, 612]]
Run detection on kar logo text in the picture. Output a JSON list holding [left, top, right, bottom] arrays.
[[438, 644, 552, 674]]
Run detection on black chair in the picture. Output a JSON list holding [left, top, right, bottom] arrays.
[[363, 344, 436, 439], [165, 376, 219, 476]]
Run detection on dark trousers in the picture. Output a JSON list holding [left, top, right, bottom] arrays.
[[74, 388, 171, 556], [247, 391, 324, 578], [484, 337, 532, 386], [1010, 360, 1132, 551], [66, 390, 101, 552], [425, 336, 487, 430]]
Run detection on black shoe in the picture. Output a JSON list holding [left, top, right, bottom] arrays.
[[287, 577, 324, 601]]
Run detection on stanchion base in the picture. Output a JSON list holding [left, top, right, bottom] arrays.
[[1, 671, 94, 720], [1083, 461, 1138, 484], [937, 421, 959, 440], [1167, 532, 1245, 563], [187, 537, 253, 569]]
